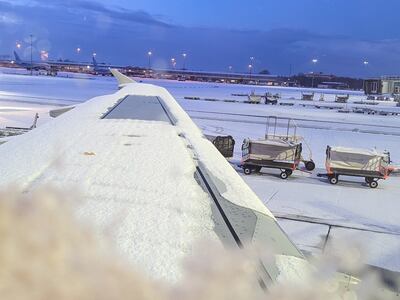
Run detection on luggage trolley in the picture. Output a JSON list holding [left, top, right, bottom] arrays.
[[205, 135, 235, 158], [264, 116, 315, 171], [318, 146, 394, 188], [241, 138, 302, 179]]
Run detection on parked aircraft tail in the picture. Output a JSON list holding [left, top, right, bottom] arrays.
[[13, 51, 22, 63], [92, 56, 98, 68]]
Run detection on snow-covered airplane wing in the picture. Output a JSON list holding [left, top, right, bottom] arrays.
[[0, 70, 305, 286]]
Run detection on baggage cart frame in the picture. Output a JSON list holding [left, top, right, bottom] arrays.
[[264, 116, 315, 171]]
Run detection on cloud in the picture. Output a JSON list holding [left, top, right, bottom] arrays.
[[27, 0, 174, 28], [0, 12, 20, 24]]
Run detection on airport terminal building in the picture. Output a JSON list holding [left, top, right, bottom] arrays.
[[126, 68, 283, 86], [364, 76, 400, 96]]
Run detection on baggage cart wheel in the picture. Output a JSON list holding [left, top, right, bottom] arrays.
[[365, 177, 373, 183], [243, 166, 252, 175], [280, 171, 289, 179], [285, 169, 293, 176], [305, 160, 316, 171], [369, 181, 378, 189], [329, 175, 338, 185]]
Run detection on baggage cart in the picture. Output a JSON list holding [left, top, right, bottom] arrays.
[[302, 92, 314, 101], [318, 146, 394, 188], [206, 135, 235, 158], [241, 138, 302, 179], [335, 94, 349, 103]]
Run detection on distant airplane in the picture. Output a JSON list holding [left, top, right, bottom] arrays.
[[13, 51, 50, 71], [92, 55, 111, 76]]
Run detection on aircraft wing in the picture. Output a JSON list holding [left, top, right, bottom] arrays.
[[0, 70, 305, 286]]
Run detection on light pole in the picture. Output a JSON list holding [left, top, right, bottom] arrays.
[[30, 34, 33, 75], [171, 58, 176, 69], [363, 60, 369, 90], [250, 56, 255, 73], [182, 53, 187, 70], [147, 51, 152, 69], [363, 60, 369, 77], [76, 48, 81, 64], [248, 64, 253, 80], [311, 58, 318, 88], [229, 65, 233, 72]]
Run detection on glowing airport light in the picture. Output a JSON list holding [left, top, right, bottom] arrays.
[[363, 60, 369, 65], [86, 65, 91, 69], [16, 43, 21, 49], [147, 51, 152, 69], [171, 58, 176, 69], [311, 59, 318, 88], [182, 53, 187, 69], [248, 64, 253, 75], [76, 47, 81, 53], [249, 57, 256, 73], [40, 50, 48, 61], [93, 52, 97, 57]]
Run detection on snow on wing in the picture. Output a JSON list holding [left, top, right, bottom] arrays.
[[0, 70, 305, 286]]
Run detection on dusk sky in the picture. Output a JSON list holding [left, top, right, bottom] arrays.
[[1, 0, 400, 76]]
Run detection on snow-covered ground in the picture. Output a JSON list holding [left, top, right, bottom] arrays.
[[1, 69, 399, 272]]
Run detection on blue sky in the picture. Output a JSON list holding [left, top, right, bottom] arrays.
[[1, 0, 400, 76]]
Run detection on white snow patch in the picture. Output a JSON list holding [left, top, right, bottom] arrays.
[[275, 255, 313, 284]]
